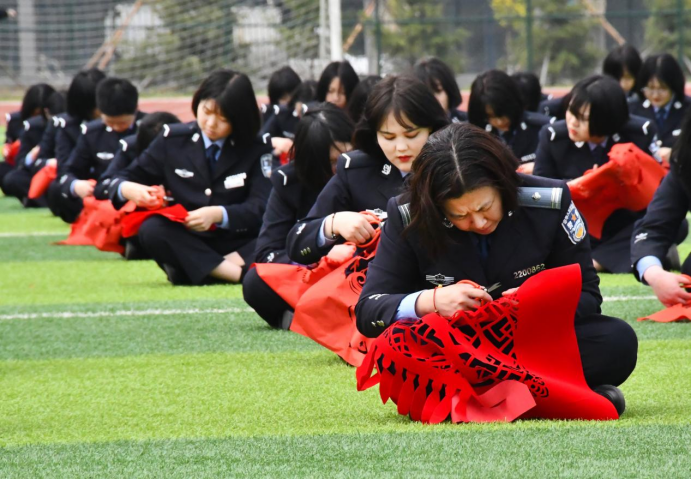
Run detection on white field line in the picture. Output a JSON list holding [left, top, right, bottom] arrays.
[[0, 232, 64, 237], [0, 297, 656, 321], [0, 307, 254, 321]]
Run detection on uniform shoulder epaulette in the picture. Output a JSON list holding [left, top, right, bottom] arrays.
[[23, 115, 46, 132], [544, 120, 568, 142], [162, 121, 196, 138], [337, 150, 373, 170], [622, 115, 652, 137], [397, 202, 412, 227], [272, 163, 297, 188], [82, 118, 105, 136], [517, 186, 563, 209], [119, 134, 137, 152], [522, 111, 550, 128]]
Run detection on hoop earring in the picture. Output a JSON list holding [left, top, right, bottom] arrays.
[[442, 217, 454, 228]]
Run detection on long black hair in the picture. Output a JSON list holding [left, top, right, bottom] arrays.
[[414, 57, 463, 111], [191, 69, 261, 145], [20, 83, 56, 121], [291, 103, 354, 191], [404, 123, 520, 257], [316, 61, 360, 104], [467, 70, 524, 131], [352, 75, 449, 163], [67, 68, 106, 121], [567, 75, 629, 137]]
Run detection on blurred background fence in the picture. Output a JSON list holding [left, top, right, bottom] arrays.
[[0, 0, 688, 97]]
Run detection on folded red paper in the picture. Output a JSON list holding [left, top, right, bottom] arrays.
[[356, 264, 619, 423], [28, 162, 57, 199], [2, 140, 19, 166], [638, 275, 691, 322], [568, 143, 666, 239], [57, 194, 136, 253], [120, 204, 189, 238]]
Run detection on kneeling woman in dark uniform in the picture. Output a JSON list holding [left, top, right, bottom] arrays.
[[286, 75, 449, 266], [111, 70, 273, 285], [467, 69, 549, 172], [631, 113, 691, 306], [534, 75, 658, 273], [243, 103, 354, 328], [356, 123, 637, 403]]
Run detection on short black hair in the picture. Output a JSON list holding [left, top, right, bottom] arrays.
[[405, 122, 520, 258], [267, 66, 302, 106], [67, 68, 106, 121], [602, 44, 642, 83], [511, 71, 543, 112], [191, 69, 261, 145], [45, 91, 66, 117], [136, 112, 181, 154], [289, 80, 318, 109], [316, 61, 360, 104], [670, 111, 690, 194], [468, 70, 524, 130], [352, 75, 449, 163], [20, 83, 56, 121], [291, 103, 354, 191], [636, 53, 686, 102], [346, 75, 382, 123], [567, 75, 629, 137], [96, 77, 138, 117], [414, 57, 463, 110]]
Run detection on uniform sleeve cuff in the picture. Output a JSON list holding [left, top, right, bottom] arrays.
[[317, 216, 337, 247], [395, 291, 424, 321], [216, 207, 230, 229], [637, 255, 663, 284]]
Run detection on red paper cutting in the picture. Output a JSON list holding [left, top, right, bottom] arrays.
[[568, 142, 667, 239], [638, 275, 691, 322], [356, 264, 619, 423], [120, 204, 189, 238], [28, 162, 57, 199]]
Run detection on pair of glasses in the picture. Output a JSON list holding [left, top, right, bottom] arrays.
[[643, 86, 670, 95]]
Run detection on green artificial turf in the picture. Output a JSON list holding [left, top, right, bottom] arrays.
[[0, 192, 689, 478]]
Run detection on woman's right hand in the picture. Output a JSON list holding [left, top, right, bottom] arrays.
[[329, 212, 376, 244], [120, 181, 161, 209], [643, 265, 691, 307], [73, 179, 95, 199], [415, 283, 493, 317]]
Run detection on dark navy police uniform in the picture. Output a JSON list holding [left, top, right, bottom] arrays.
[[110, 122, 273, 285], [260, 104, 303, 139], [484, 111, 550, 164], [631, 167, 691, 280], [356, 175, 637, 388], [93, 134, 138, 200], [47, 112, 145, 223], [533, 116, 657, 273], [449, 109, 468, 123], [242, 161, 323, 328], [286, 149, 405, 265], [628, 95, 690, 148]]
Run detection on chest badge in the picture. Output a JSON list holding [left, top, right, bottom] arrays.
[[382, 164, 392, 175], [96, 152, 114, 160], [225, 172, 247, 189], [175, 168, 194, 178], [426, 273, 454, 286], [260, 154, 273, 178]]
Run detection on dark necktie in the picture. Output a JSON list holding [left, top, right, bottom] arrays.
[[655, 108, 667, 131], [477, 234, 489, 265], [206, 144, 220, 174], [591, 145, 606, 165]]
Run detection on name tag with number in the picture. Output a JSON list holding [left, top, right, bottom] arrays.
[[224, 173, 247, 189]]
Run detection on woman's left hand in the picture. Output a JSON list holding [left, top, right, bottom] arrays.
[[501, 287, 518, 297], [517, 162, 534, 174], [185, 206, 224, 231]]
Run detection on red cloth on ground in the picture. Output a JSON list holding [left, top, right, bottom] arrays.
[[356, 264, 619, 423], [57, 195, 136, 254], [120, 204, 189, 238], [638, 275, 691, 322], [3, 140, 19, 166], [28, 162, 57, 199], [254, 213, 381, 366], [568, 142, 666, 239]]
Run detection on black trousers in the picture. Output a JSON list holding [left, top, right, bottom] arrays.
[[46, 180, 83, 223], [1, 168, 47, 207], [138, 215, 256, 285], [0, 162, 13, 187], [575, 313, 637, 388], [242, 267, 292, 328]]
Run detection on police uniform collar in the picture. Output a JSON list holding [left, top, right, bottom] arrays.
[[200, 131, 228, 150]]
